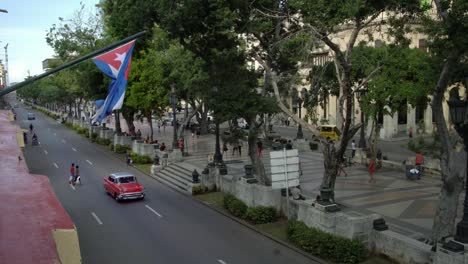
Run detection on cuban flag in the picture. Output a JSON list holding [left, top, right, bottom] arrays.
[[91, 40, 136, 123]]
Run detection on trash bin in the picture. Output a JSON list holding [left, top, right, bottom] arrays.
[[405, 165, 420, 180], [244, 164, 253, 177]]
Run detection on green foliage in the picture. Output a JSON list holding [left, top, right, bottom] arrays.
[[192, 185, 209, 195], [114, 144, 130, 154], [288, 220, 367, 264], [109, 143, 114, 151], [223, 194, 277, 224], [245, 206, 278, 225], [223, 194, 248, 218], [130, 152, 152, 164], [96, 138, 111, 146], [90, 133, 98, 142]]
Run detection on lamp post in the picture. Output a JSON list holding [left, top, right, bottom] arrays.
[[212, 86, 223, 164], [356, 87, 368, 149], [448, 89, 468, 243], [295, 88, 307, 140], [171, 84, 178, 150]]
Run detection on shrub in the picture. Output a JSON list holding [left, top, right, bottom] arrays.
[[245, 206, 278, 224], [223, 194, 247, 218], [109, 143, 114, 151], [96, 138, 111, 146], [90, 133, 98, 142], [114, 144, 130, 154], [417, 136, 425, 147], [288, 220, 367, 264], [192, 185, 208, 195], [130, 152, 152, 164]]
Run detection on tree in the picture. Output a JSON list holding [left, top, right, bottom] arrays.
[[246, 0, 422, 199], [418, 0, 468, 243], [351, 44, 436, 161]]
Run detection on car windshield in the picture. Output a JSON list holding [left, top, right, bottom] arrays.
[[117, 176, 136, 184]]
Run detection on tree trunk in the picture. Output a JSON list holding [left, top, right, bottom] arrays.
[[115, 111, 122, 134], [177, 108, 197, 139], [246, 115, 269, 185], [320, 143, 339, 199], [197, 106, 209, 134], [147, 112, 153, 141], [122, 110, 136, 136]]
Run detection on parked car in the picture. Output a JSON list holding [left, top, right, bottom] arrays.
[[27, 113, 35, 120], [104, 172, 145, 202]]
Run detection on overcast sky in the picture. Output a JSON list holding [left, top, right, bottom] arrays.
[[0, 0, 100, 84]]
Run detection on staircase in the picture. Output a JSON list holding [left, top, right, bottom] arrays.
[[152, 163, 200, 194]]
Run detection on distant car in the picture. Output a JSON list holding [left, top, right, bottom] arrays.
[[104, 172, 145, 202], [27, 113, 35, 120]]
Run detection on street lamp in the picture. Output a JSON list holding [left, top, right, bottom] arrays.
[[356, 86, 368, 149], [447, 88, 468, 243], [294, 88, 307, 140], [212, 86, 223, 164], [170, 84, 178, 150]]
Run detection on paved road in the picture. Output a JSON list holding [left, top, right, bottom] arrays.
[[18, 106, 320, 264]]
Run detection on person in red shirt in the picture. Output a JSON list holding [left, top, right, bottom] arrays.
[[368, 159, 376, 183], [415, 152, 424, 166], [69, 163, 75, 184]]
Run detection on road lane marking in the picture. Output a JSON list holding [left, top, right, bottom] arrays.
[[145, 205, 163, 218], [69, 184, 76, 191], [218, 260, 227, 264], [61, 139, 66, 143], [86, 160, 93, 165], [72, 147, 77, 152], [44, 150, 48, 155], [91, 212, 103, 225], [53, 163, 59, 168]]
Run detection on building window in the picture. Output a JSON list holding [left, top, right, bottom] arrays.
[[419, 39, 428, 52]]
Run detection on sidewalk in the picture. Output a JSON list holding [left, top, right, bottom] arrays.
[[110, 116, 455, 240], [0, 110, 80, 264]]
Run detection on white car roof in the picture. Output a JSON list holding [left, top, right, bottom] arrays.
[[110, 172, 134, 178]]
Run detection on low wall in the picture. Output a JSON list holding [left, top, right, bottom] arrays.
[[370, 230, 432, 264], [220, 175, 282, 210], [114, 135, 132, 147], [99, 129, 114, 141]]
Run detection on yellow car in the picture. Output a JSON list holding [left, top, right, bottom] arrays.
[[318, 125, 340, 141]]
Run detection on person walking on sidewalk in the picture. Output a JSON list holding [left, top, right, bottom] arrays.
[[126, 153, 131, 166], [69, 163, 75, 184], [351, 140, 356, 158], [368, 159, 376, 183], [257, 139, 263, 157], [238, 141, 243, 156], [222, 142, 229, 158]]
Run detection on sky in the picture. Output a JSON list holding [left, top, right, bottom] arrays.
[[0, 0, 100, 84]]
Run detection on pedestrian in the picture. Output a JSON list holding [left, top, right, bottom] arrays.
[[351, 139, 356, 158], [369, 159, 376, 183], [257, 139, 263, 157], [338, 157, 348, 177], [29, 123, 34, 133], [222, 142, 229, 158], [158, 121, 161, 133], [286, 140, 293, 150], [69, 163, 75, 184], [126, 153, 131, 166], [74, 165, 80, 185], [409, 127, 413, 138], [18, 155, 22, 164], [232, 142, 238, 156], [415, 151, 424, 178], [178, 138, 185, 153], [238, 140, 243, 156], [163, 121, 166, 132], [160, 142, 166, 151], [136, 129, 142, 139]]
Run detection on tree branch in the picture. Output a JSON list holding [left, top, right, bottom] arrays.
[[434, 0, 448, 21]]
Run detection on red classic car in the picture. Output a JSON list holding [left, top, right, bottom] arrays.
[[104, 172, 145, 202]]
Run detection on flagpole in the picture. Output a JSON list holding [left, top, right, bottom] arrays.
[[0, 31, 147, 97]]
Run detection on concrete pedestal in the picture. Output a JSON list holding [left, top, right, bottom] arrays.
[[293, 139, 309, 151], [150, 164, 162, 175], [168, 149, 183, 164]]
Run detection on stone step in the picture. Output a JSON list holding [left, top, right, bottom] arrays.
[[163, 166, 193, 183], [152, 171, 189, 193], [158, 168, 191, 187]]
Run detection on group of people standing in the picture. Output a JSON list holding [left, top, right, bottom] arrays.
[[69, 163, 81, 185], [222, 141, 243, 158]]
